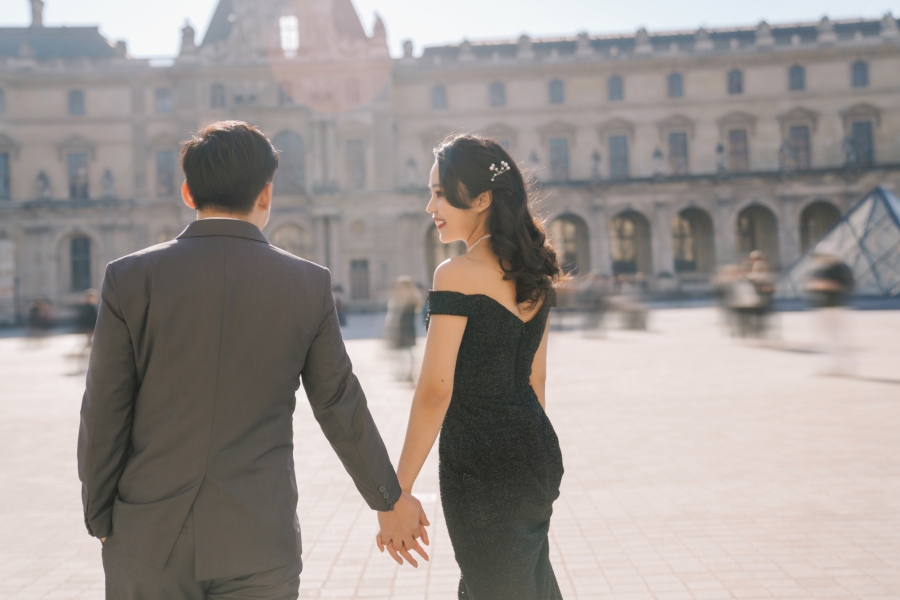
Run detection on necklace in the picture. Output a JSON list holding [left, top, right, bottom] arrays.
[[467, 234, 491, 253]]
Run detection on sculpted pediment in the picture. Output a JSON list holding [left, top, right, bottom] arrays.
[[778, 107, 818, 132], [597, 117, 636, 139], [840, 103, 882, 128], [656, 114, 695, 139], [57, 135, 96, 160]]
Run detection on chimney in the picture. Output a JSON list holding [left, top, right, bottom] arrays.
[[30, 0, 45, 28]]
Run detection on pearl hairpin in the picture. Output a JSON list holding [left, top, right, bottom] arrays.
[[489, 161, 510, 181]]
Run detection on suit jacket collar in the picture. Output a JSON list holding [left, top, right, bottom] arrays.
[[177, 218, 269, 244]]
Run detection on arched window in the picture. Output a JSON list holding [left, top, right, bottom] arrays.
[[426, 225, 465, 278], [727, 69, 743, 95], [667, 73, 683, 98], [279, 15, 300, 58], [800, 201, 840, 253], [851, 60, 869, 88], [608, 76, 623, 101], [672, 208, 715, 273], [431, 84, 447, 109], [489, 82, 506, 107], [549, 215, 590, 275], [70, 236, 92, 292], [210, 84, 226, 109], [610, 211, 652, 275], [548, 79, 565, 104], [788, 65, 805, 91], [737, 205, 779, 264], [272, 132, 306, 195], [270, 224, 313, 259]]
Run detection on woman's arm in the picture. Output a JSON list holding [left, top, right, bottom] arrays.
[[529, 319, 551, 408], [395, 313, 466, 492]]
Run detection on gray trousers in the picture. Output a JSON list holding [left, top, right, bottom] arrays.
[[102, 511, 301, 600]]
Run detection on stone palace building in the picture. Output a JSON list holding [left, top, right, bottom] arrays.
[[1, 0, 899, 319]]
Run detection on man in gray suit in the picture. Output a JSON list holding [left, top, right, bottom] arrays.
[[78, 121, 428, 599]]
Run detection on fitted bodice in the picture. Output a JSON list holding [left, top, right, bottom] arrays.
[[426, 290, 554, 398]]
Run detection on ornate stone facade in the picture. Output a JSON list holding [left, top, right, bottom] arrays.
[[1, 1, 899, 319]]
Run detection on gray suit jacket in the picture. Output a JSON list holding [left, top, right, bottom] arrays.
[[77, 218, 401, 580]]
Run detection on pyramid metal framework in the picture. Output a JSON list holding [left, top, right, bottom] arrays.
[[777, 186, 900, 299]]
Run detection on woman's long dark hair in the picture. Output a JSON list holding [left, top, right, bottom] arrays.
[[434, 134, 560, 307]]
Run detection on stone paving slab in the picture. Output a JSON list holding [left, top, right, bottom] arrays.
[[0, 308, 899, 599]]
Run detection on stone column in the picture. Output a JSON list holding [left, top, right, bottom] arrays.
[[653, 201, 674, 276], [778, 196, 801, 270], [714, 197, 737, 266], [589, 202, 612, 276]]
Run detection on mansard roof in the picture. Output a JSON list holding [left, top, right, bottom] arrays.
[[415, 15, 898, 64], [0, 25, 118, 59]]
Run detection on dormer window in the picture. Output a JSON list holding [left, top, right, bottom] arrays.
[[279, 16, 300, 58]]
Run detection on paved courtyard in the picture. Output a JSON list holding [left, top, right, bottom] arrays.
[[1, 307, 899, 600]]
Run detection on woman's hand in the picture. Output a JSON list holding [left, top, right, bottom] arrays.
[[376, 492, 431, 566]]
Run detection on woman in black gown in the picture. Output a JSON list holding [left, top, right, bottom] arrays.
[[379, 135, 564, 599]]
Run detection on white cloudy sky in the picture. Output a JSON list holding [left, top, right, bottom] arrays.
[[1, 0, 899, 57]]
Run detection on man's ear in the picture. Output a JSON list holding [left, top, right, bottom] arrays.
[[472, 190, 492, 214], [257, 182, 273, 212], [181, 181, 197, 210]]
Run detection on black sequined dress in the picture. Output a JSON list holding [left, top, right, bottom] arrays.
[[426, 291, 564, 600]]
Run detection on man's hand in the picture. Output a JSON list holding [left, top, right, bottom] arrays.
[[376, 492, 430, 567], [100, 537, 106, 543]]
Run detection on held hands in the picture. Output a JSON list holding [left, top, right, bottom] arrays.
[[376, 491, 430, 567]]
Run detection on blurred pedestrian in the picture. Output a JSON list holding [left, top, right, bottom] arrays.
[[26, 298, 53, 347], [807, 242, 855, 376], [747, 252, 776, 339], [76, 289, 99, 355], [384, 276, 424, 382], [580, 270, 609, 337]]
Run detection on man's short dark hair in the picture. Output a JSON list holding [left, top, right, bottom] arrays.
[[181, 121, 279, 214]]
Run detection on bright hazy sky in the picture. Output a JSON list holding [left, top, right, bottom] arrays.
[[2, 0, 900, 57]]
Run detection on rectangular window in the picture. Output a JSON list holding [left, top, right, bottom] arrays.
[[278, 83, 293, 106], [431, 85, 447, 109], [549, 80, 565, 104], [850, 121, 874, 166], [155, 88, 173, 114], [548, 137, 569, 181], [345, 139, 365, 190], [211, 84, 226, 109], [489, 82, 506, 107], [668, 132, 689, 175], [67, 153, 89, 199], [789, 66, 805, 91], [727, 129, 749, 173], [608, 76, 623, 101], [71, 237, 92, 292], [608, 135, 629, 179], [787, 125, 811, 170], [156, 151, 177, 196], [0, 153, 9, 199], [350, 259, 370, 300], [68, 90, 85, 116]]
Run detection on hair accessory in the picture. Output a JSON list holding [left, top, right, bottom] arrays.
[[489, 161, 510, 182]]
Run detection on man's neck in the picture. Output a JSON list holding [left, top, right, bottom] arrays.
[[197, 210, 266, 230]]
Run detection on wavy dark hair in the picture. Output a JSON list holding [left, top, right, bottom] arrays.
[[434, 134, 560, 307]]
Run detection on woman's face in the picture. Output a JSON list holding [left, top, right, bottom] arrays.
[[426, 160, 480, 245]]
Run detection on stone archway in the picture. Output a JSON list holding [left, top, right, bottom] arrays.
[[549, 214, 591, 275], [672, 207, 715, 273], [800, 201, 841, 253], [610, 210, 652, 275], [270, 223, 314, 260], [737, 204, 779, 264]]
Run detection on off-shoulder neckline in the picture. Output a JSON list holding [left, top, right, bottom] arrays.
[[429, 290, 552, 325]]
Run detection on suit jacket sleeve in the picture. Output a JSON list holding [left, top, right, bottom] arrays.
[[301, 271, 402, 511], [77, 264, 139, 538]]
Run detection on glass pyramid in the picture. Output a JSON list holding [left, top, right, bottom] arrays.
[[777, 186, 900, 299]]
